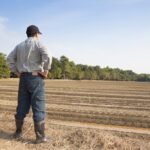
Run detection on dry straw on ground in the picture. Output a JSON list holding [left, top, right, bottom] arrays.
[[0, 112, 150, 149], [0, 79, 150, 149]]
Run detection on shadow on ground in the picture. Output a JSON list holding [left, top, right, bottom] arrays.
[[0, 130, 13, 140], [0, 129, 36, 145]]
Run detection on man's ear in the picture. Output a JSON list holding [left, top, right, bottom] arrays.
[[35, 33, 40, 39], [35, 33, 38, 37]]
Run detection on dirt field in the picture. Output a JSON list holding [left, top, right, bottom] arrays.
[[0, 79, 150, 150]]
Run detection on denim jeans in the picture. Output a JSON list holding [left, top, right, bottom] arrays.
[[15, 73, 45, 122]]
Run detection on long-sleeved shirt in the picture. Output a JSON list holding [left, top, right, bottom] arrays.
[[7, 37, 52, 73]]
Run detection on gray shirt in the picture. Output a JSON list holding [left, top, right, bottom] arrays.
[[7, 37, 52, 73]]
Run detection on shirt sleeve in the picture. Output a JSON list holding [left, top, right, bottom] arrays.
[[7, 46, 18, 72], [38, 42, 52, 70]]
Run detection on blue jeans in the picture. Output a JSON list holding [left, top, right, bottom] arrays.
[[15, 73, 45, 122]]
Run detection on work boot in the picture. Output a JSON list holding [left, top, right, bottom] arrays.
[[13, 119, 23, 139], [34, 120, 48, 144]]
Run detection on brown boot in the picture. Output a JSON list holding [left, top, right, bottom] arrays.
[[34, 121, 48, 144], [13, 119, 23, 139]]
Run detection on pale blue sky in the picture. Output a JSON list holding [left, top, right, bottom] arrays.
[[0, 0, 149, 73]]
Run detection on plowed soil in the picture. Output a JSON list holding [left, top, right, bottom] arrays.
[[0, 79, 150, 150]]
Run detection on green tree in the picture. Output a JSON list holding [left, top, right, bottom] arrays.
[[50, 57, 62, 79], [60, 56, 71, 79], [74, 64, 84, 80], [93, 66, 102, 80], [69, 61, 77, 79], [0, 53, 10, 78], [47, 55, 149, 81], [137, 74, 150, 81]]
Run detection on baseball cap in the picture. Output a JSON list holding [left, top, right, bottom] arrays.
[[26, 25, 42, 36]]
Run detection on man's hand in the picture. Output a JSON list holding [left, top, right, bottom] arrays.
[[16, 72, 20, 78], [10, 72, 20, 78], [38, 70, 48, 79]]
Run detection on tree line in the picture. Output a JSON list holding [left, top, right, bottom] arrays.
[[49, 56, 150, 81], [0, 52, 150, 81], [0, 53, 10, 78]]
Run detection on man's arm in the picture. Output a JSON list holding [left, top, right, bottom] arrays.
[[7, 47, 19, 76], [38, 43, 52, 78]]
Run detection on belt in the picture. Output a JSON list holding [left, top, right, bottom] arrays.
[[21, 72, 39, 76], [21, 72, 45, 79]]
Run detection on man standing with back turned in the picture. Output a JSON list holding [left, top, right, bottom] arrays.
[[7, 25, 52, 144]]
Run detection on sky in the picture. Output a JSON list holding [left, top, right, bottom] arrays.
[[0, 0, 150, 74]]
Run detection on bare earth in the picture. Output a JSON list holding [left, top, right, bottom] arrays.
[[0, 79, 150, 150]]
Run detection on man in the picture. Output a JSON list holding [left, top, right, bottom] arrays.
[[7, 25, 52, 144]]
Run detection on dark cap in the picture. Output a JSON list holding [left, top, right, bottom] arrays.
[[26, 25, 42, 37]]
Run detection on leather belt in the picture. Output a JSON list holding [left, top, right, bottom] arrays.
[[21, 72, 45, 79], [21, 72, 38, 76]]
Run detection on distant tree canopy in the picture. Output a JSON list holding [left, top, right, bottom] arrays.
[[0, 53, 150, 81], [0, 53, 10, 78], [49, 55, 150, 81]]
